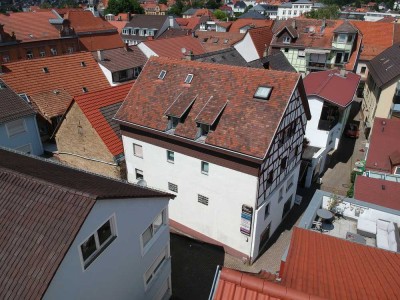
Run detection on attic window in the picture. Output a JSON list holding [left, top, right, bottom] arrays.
[[158, 70, 167, 80], [283, 36, 291, 44], [254, 86, 272, 100], [42, 67, 49, 73], [184, 74, 193, 84], [81, 61, 86, 67], [18, 93, 30, 103], [223, 39, 229, 44], [167, 116, 180, 130], [82, 87, 88, 93]]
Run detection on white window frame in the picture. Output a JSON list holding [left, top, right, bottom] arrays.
[[135, 169, 144, 180], [394, 167, 400, 175], [6, 119, 27, 137], [278, 186, 284, 202], [50, 47, 57, 55], [133, 143, 143, 158], [141, 209, 166, 254], [39, 49, 46, 57], [337, 34, 347, 43], [201, 161, 209, 175], [167, 150, 174, 163], [283, 36, 291, 44], [143, 246, 169, 290], [78, 214, 117, 270]]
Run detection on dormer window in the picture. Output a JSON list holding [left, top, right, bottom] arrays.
[[184, 74, 193, 84], [254, 86, 272, 100], [196, 123, 210, 140], [167, 116, 179, 130], [337, 34, 347, 43], [158, 70, 167, 80], [283, 36, 291, 44]]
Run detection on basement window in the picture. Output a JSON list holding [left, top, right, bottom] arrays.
[[158, 70, 167, 80], [254, 86, 272, 100], [184, 74, 193, 84]]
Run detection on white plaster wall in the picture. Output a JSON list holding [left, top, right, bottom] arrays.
[[122, 135, 259, 257], [98, 64, 118, 87], [234, 33, 259, 62], [138, 42, 158, 58], [305, 97, 328, 148], [44, 197, 171, 300], [355, 61, 369, 81]]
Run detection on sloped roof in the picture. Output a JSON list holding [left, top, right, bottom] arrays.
[[78, 32, 124, 51], [157, 28, 190, 39], [193, 48, 249, 67], [366, 117, 400, 173], [354, 176, 400, 211], [283, 227, 400, 300], [0, 80, 35, 124], [195, 31, 245, 52], [248, 26, 273, 58], [0, 11, 62, 42], [0, 147, 171, 300], [65, 11, 117, 33], [0, 52, 110, 97], [229, 19, 273, 33], [333, 20, 358, 33], [367, 43, 400, 88], [142, 35, 205, 58], [124, 14, 167, 30], [176, 17, 202, 30], [238, 10, 267, 19], [30, 89, 73, 120], [107, 20, 128, 34], [258, 51, 296, 72], [93, 46, 147, 72], [115, 57, 309, 159], [303, 70, 360, 107], [72, 84, 132, 156]]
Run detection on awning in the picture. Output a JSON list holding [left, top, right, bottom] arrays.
[[305, 49, 331, 54]]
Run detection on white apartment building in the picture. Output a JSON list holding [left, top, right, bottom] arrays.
[[277, 0, 325, 20], [115, 57, 311, 262]]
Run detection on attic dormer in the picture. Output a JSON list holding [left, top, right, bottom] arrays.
[[332, 21, 358, 47], [276, 25, 298, 45]]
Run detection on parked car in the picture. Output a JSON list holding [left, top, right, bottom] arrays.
[[344, 123, 360, 138]]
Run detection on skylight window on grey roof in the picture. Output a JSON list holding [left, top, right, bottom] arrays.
[[254, 86, 272, 100], [158, 70, 167, 80], [184, 74, 193, 84]]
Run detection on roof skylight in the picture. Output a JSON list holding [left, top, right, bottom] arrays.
[[42, 67, 49, 73], [254, 86, 272, 100], [158, 70, 167, 80], [184, 74, 193, 84], [82, 87, 88, 93]]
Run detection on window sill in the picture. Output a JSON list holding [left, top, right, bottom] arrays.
[[83, 235, 117, 270], [167, 160, 174, 164]]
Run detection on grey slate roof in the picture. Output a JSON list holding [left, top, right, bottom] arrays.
[[100, 102, 122, 137], [122, 15, 168, 41], [192, 48, 250, 67], [367, 43, 400, 88], [0, 79, 35, 125], [235, 1, 247, 8], [238, 10, 267, 19], [333, 21, 358, 33], [259, 52, 296, 72]]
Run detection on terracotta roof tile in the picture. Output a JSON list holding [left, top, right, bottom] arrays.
[[73, 83, 132, 156], [0, 11, 61, 42], [283, 227, 400, 300], [142, 35, 205, 58], [248, 26, 273, 58], [354, 176, 400, 210], [107, 20, 129, 34], [29, 89, 73, 120], [78, 32, 124, 51], [93, 46, 146, 72], [0, 52, 110, 97], [304, 70, 360, 107], [229, 19, 274, 33], [115, 56, 305, 159], [366, 117, 400, 173], [65, 11, 117, 33], [195, 31, 245, 52]]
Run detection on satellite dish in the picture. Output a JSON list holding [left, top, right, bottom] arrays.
[[137, 179, 147, 187], [181, 47, 187, 54]]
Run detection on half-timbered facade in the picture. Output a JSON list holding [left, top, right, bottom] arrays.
[[115, 57, 311, 262]]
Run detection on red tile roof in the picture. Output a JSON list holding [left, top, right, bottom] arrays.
[[354, 176, 400, 210], [303, 70, 360, 107], [142, 35, 206, 58], [78, 32, 124, 51], [72, 83, 132, 156], [248, 26, 273, 58], [0, 52, 110, 97], [0, 11, 61, 42], [30, 89, 73, 120], [229, 19, 274, 33], [366, 117, 400, 173], [65, 11, 117, 33], [115, 57, 309, 159], [107, 20, 129, 34], [176, 17, 202, 30], [283, 227, 400, 300]]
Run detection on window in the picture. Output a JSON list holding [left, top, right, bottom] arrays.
[[254, 86, 272, 100], [122, 28, 130, 35], [347, 35, 353, 42], [298, 50, 305, 57], [136, 169, 144, 180], [337, 34, 347, 43], [201, 161, 209, 174], [67, 47, 74, 54], [142, 210, 164, 249], [278, 186, 283, 202], [360, 66, 367, 74], [80, 217, 117, 269], [198, 194, 209, 205], [168, 182, 178, 193], [184, 74, 194, 84], [287, 174, 294, 191], [144, 247, 168, 288], [42, 67, 49, 73], [267, 170, 273, 184], [82, 87, 88, 93], [6, 119, 26, 137], [395, 167, 400, 175], [81, 61, 86, 67], [344, 52, 349, 62], [2, 53, 10, 62], [158, 70, 167, 79], [168, 116, 179, 130], [167, 150, 174, 162], [283, 36, 291, 44], [264, 202, 270, 220], [19, 93, 30, 103], [50, 47, 57, 55], [284, 48, 289, 53], [133, 144, 143, 158], [198, 123, 210, 138], [26, 50, 33, 59], [39, 48, 46, 58], [281, 156, 287, 170]]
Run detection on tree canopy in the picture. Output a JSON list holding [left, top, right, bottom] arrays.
[[304, 5, 340, 19], [105, 0, 144, 15], [213, 9, 228, 20]]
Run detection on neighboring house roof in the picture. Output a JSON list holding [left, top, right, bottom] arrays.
[[65, 11, 117, 33], [333, 20, 358, 33], [29, 89, 73, 121], [354, 176, 400, 211], [115, 57, 310, 159], [238, 10, 267, 19], [0, 80, 35, 124], [157, 28, 190, 39], [229, 19, 274, 33], [247, 26, 273, 58], [142, 35, 205, 58], [366, 117, 400, 173], [195, 31, 245, 52], [78, 32, 124, 51], [303, 70, 360, 107], [107, 20, 129, 34], [0, 52, 110, 97], [193, 48, 249, 67], [351, 21, 395, 61], [176, 17, 203, 30], [257, 51, 296, 72], [234, 1, 247, 8], [283, 227, 400, 300], [71, 84, 132, 156], [93, 46, 147, 72], [0, 11, 62, 42], [0, 147, 171, 300], [367, 43, 400, 88], [124, 14, 167, 30]]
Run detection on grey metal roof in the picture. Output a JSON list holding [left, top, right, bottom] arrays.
[[261, 51, 297, 72], [333, 21, 358, 33], [0, 79, 35, 125], [124, 15, 167, 30], [234, 1, 247, 8], [192, 48, 250, 67], [238, 10, 267, 19], [367, 43, 400, 88]]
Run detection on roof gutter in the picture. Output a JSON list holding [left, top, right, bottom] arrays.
[[57, 151, 120, 166]]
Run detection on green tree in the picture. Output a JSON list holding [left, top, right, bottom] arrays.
[[106, 0, 144, 15], [243, 4, 253, 13], [213, 9, 228, 20], [40, 1, 53, 8], [58, 0, 79, 8], [304, 5, 340, 19], [206, 0, 221, 9]]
